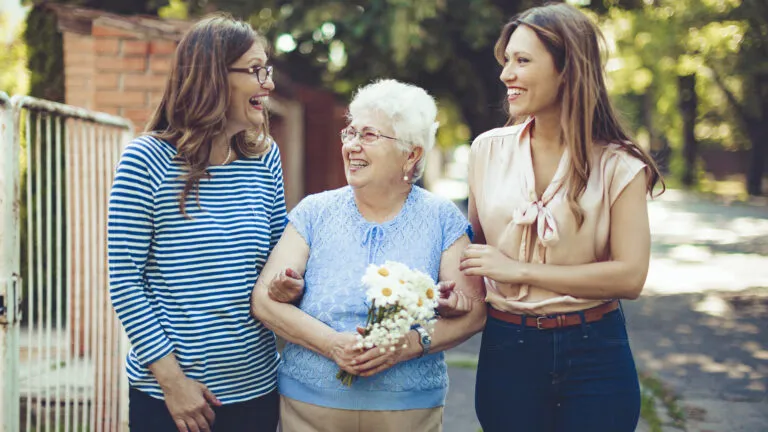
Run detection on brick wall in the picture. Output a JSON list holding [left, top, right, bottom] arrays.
[[59, 14, 349, 201], [62, 23, 177, 132], [62, 32, 95, 110]]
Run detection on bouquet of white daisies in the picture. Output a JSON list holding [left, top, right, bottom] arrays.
[[337, 261, 439, 386]]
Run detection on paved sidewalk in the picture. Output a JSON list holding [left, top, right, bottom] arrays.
[[625, 292, 768, 432], [626, 191, 768, 432]]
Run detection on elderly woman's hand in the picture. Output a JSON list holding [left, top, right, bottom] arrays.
[[268, 268, 304, 304], [352, 330, 418, 377], [436, 280, 475, 318], [327, 332, 363, 376]]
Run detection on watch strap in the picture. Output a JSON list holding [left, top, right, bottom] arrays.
[[415, 326, 431, 358]]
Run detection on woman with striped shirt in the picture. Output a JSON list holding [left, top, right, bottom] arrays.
[[107, 14, 284, 432]]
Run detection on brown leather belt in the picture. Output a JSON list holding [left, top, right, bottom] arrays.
[[488, 300, 620, 330]]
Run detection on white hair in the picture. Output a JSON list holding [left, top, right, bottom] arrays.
[[348, 79, 439, 182]]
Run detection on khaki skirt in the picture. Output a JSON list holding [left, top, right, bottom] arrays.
[[279, 395, 443, 432]]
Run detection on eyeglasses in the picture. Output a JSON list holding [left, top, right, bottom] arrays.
[[228, 65, 274, 84], [340, 126, 399, 146]]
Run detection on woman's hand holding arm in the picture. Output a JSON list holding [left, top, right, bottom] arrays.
[[425, 235, 487, 353], [435, 280, 476, 318], [251, 224, 357, 361], [268, 268, 305, 304]]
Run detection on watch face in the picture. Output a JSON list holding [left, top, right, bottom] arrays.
[[421, 334, 431, 345]]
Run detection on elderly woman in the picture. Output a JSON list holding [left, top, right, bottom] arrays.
[[250, 79, 485, 432]]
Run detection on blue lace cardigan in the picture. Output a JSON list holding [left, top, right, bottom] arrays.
[[277, 185, 471, 410]]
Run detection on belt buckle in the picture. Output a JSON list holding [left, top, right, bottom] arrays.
[[536, 316, 546, 330]]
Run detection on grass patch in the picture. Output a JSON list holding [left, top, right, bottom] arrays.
[[446, 359, 479, 369], [445, 357, 478, 370], [639, 371, 686, 430], [640, 382, 663, 432]]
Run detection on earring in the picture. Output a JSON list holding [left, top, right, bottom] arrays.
[[403, 175, 409, 182]]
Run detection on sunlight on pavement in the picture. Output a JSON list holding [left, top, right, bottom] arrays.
[[644, 192, 768, 296], [741, 342, 768, 361], [636, 351, 764, 387], [645, 254, 768, 294], [693, 295, 732, 317], [667, 245, 712, 262]]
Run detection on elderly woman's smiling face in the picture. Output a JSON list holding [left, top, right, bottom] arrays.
[[341, 110, 418, 191]]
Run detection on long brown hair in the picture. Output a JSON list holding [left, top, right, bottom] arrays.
[[146, 13, 272, 217], [495, 3, 664, 227]]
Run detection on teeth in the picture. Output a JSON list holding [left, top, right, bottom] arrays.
[[249, 96, 265, 106], [507, 88, 525, 95], [350, 161, 368, 167]]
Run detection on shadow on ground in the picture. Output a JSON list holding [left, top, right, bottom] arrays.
[[624, 291, 768, 431]]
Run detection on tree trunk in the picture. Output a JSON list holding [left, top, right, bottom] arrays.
[[678, 74, 698, 187], [745, 73, 768, 196], [746, 121, 767, 196]]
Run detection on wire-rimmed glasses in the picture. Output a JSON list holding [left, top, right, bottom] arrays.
[[340, 126, 400, 146]]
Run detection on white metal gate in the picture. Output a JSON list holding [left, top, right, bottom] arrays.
[[0, 91, 134, 432]]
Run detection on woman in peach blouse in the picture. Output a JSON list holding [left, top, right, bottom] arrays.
[[460, 4, 664, 431]]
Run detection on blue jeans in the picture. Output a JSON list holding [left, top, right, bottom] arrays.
[[475, 306, 640, 432], [129, 387, 279, 431]]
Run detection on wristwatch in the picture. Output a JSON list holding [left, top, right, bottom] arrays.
[[415, 326, 432, 358]]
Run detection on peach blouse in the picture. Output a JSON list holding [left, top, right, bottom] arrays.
[[469, 117, 646, 315]]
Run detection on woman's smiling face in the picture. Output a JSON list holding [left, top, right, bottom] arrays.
[[500, 25, 561, 119], [225, 42, 274, 137], [341, 110, 414, 191]]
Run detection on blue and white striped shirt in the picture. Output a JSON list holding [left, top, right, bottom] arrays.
[[107, 135, 286, 403]]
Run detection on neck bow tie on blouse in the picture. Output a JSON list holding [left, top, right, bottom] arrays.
[[512, 199, 560, 246], [508, 185, 562, 300]]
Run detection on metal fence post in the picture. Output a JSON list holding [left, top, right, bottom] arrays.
[[0, 91, 22, 432]]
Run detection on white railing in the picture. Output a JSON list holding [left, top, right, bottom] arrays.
[[1, 91, 22, 432], [0, 93, 133, 432]]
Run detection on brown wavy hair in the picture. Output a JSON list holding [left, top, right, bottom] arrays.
[[145, 13, 272, 217], [495, 3, 664, 227]]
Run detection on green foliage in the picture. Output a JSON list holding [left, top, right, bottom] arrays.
[[159, 0, 189, 19], [639, 371, 686, 430], [597, 0, 768, 191], [195, 0, 763, 164], [187, 0, 540, 143], [436, 99, 472, 149], [24, 5, 63, 101], [0, 11, 29, 95]]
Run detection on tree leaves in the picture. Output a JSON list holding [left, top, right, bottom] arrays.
[[188, 0, 517, 139]]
